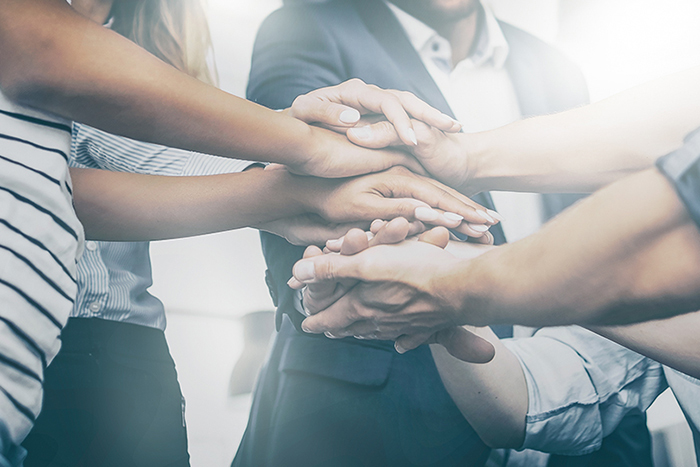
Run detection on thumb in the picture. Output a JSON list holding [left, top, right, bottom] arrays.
[[292, 253, 363, 284], [435, 327, 496, 363]]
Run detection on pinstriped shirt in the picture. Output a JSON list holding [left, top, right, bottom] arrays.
[[70, 123, 256, 330], [0, 90, 84, 460]]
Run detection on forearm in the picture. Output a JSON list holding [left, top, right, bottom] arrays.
[[0, 0, 311, 166], [430, 328, 527, 448], [450, 168, 700, 326], [71, 167, 314, 241], [467, 66, 700, 193], [590, 311, 700, 379]]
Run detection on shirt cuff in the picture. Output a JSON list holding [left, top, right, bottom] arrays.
[[180, 153, 262, 176], [656, 126, 700, 230]]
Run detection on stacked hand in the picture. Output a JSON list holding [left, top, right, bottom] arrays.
[[258, 79, 499, 245], [287, 218, 497, 363]]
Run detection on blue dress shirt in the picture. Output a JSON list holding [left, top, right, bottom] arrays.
[[70, 123, 255, 330]]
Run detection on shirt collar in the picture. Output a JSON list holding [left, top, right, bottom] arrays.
[[385, 1, 509, 70]]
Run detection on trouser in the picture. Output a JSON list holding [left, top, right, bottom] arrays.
[[22, 318, 190, 467]]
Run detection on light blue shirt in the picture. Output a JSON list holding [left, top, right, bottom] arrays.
[[502, 326, 700, 463], [69, 123, 255, 330]]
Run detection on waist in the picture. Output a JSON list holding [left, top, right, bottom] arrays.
[[60, 317, 171, 361]]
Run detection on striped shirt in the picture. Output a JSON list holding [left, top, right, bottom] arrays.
[[70, 123, 255, 330], [0, 90, 84, 455]]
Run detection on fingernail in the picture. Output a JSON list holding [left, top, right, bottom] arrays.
[[325, 331, 341, 339], [354, 335, 366, 340], [301, 322, 312, 333], [468, 223, 490, 233], [407, 128, 418, 146], [476, 210, 495, 223], [371, 219, 384, 229], [395, 342, 407, 354], [444, 212, 464, 222], [339, 108, 360, 124], [366, 231, 375, 241], [294, 261, 316, 281], [414, 206, 439, 222], [487, 209, 504, 222], [348, 126, 372, 139], [452, 118, 463, 128], [326, 238, 343, 249]]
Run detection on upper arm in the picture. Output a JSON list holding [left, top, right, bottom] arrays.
[[247, 5, 347, 109]]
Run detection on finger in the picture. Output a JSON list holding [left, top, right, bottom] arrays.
[[336, 85, 417, 147], [370, 219, 387, 234], [287, 245, 325, 289], [389, 90, 461, 133], [434, 327, 496, 363], [300, 295, 360, 334], [289, 95, 361, 128], [340, 228, 370, 255], [418, 226, 450, 248], [417, 175, 500, 226], [368, 217, 411, 247], [394, 332, 434, 353], [382, 176, 488, 226], [346, 121, 403, 149]]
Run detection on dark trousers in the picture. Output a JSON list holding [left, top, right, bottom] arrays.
[[22, 318, 190, 467]]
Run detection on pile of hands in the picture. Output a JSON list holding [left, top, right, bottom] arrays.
[[270, 79, 503, 363]]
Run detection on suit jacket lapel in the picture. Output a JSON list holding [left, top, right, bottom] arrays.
[[500, 23, 549, 118], [353, 0, 454, 117]]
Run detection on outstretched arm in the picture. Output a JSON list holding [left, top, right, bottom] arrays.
[[292, 167, 700, 335], [0, 0, 457, 179], [350, 66, 700, 193]]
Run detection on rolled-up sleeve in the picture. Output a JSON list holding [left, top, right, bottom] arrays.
[[656, 126, 700, 230], [502, 326, 667, 456]]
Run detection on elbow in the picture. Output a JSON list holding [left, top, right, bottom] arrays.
[[0, 29, 68, 109]]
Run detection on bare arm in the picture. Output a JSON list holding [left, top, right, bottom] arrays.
[[353, 66, 700, 193], [591, 311, 700, 379], [71, 165, 490, 242], [0, 0, 444, 178], [454, 168, 700, 326], [292, 168, 700, 340], [430, 330, 527, 448], [466, 66, 700, 193]]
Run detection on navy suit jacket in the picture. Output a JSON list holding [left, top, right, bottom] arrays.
[[233, 1, 651, 466]]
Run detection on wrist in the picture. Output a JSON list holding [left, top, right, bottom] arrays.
[[458, 132, 492, 194], [438, 253, 503, 327]]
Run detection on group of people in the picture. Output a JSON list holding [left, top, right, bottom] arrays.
[[1, 0, 699, 466]]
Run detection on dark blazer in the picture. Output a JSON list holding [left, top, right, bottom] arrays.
[[234, 1, 651, 466]]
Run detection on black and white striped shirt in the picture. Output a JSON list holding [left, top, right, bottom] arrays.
[[0, 90, 84, 453]]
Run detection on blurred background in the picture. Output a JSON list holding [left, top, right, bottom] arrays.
[[150, 0, 700, 465]]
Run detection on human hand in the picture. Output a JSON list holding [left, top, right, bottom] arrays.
[[297, 165, 499, 240], [345, 117, 487, 196], [287, 79, 461, 147], [289, 218, 495, 363]]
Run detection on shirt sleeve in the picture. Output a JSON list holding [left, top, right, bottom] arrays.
[[656, 126, 700, 230], [71, 123, 259, 176], [502, 326, 667, 456]]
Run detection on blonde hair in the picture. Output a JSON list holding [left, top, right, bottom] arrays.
[[110, 0, 217, 86]]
